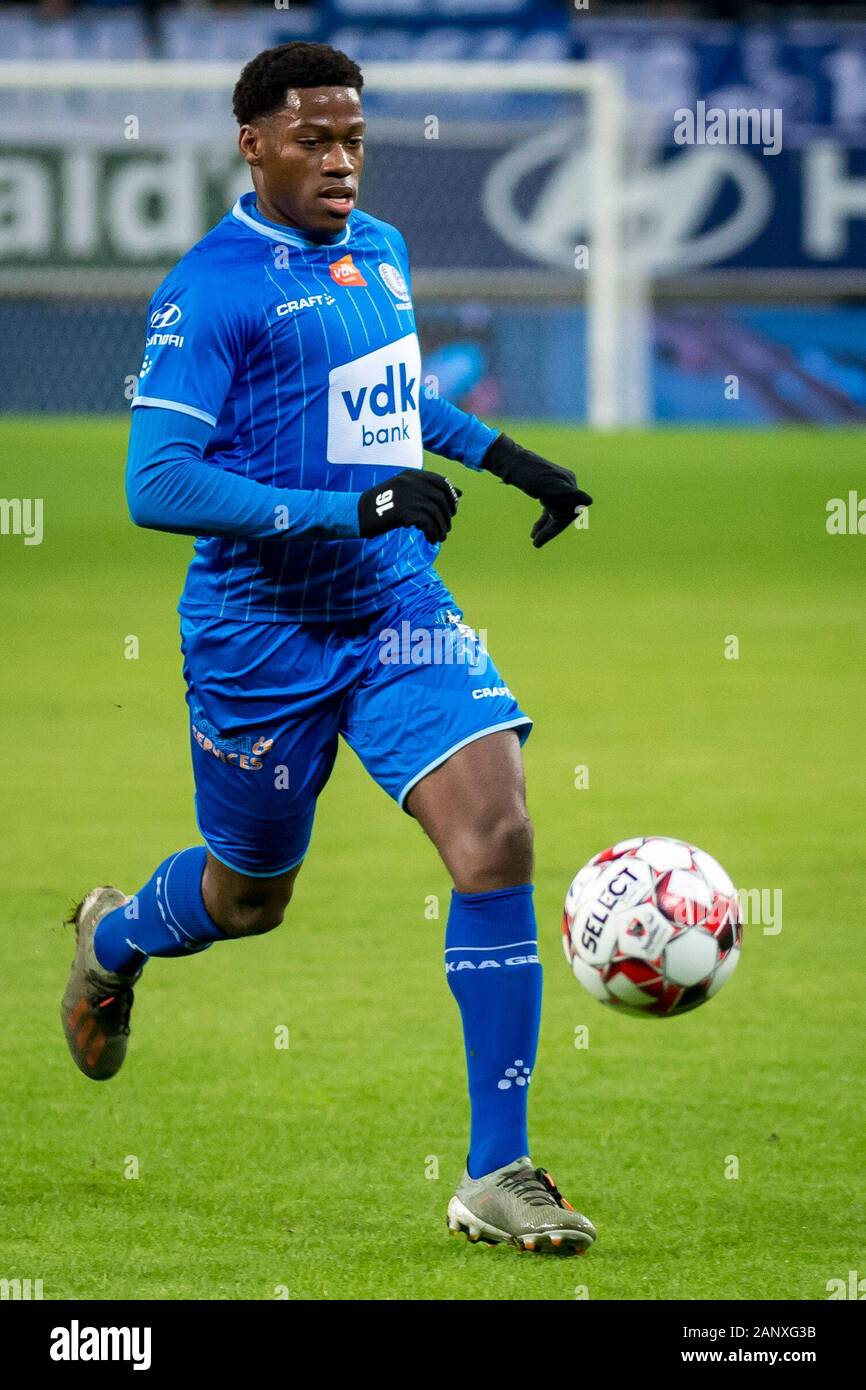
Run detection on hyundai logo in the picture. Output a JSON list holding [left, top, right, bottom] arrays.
[[150, 302, 182, 330]]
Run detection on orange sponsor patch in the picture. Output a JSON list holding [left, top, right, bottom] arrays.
[[329, 254, 367, 287]]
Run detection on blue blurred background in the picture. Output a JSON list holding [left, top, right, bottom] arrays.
[[2, 0, 866, 424]]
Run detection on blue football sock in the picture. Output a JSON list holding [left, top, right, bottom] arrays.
[[445, 884, 542, 1180], [92, 846, 227, 975]]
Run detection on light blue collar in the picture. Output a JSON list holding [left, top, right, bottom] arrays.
[[231, 193, 352, 249]]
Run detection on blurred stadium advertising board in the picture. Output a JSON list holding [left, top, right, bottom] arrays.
[[1, 13, 865, 290], [1, 8, 865, 423], [1, 83, 864, 287]]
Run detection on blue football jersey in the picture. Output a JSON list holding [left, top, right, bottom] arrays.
[[132, 192, 495, 623]]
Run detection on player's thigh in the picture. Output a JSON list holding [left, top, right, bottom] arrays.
[[407, 729, 534, 891], [341, 580, 534, 889], [181, 616, 342, 880]]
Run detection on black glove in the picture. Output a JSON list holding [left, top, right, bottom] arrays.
[[481, 433, 593, 549], [358, 470, 461, 545]]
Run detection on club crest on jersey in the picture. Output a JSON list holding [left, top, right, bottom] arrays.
[[378, 262, 412, 307], [329, 254, 367, 287]]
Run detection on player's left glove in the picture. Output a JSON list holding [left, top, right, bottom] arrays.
[[481, 433, 593, 549]]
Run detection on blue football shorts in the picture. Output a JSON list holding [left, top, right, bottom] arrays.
[[179, 571, 532, 877]]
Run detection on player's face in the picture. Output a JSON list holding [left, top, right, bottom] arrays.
[[239, 86, 365, 237]]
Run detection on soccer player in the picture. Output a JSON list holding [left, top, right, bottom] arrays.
[[61, 42, 596, 1255]]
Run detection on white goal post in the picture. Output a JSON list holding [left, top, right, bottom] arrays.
[[0, 59, 637, 428]]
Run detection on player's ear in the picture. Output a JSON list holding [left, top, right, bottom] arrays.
[[238, 123, 262, 167]]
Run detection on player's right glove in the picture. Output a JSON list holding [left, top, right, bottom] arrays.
[[481, 432, 593, 549], [357, 470, 462, 545]]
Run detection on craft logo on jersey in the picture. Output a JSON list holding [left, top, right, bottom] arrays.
[[378, 262, 413, 308], [329, 254, 367, 287], [276, 292, 336, 318], [327, 333, 423, 470]]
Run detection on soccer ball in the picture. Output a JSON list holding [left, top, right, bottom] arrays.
[[562, 836, 741, 1017]]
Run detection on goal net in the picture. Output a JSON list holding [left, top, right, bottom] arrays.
[[0, 59, 642, 428]]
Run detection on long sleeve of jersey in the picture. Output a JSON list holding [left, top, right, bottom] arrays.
[[419, 390, 499, 471], [388, 227, 499, 470], [126, 406, 361, 541]]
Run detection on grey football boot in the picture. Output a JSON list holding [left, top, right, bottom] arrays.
[[448, 1156, 597, 1254], [61, 886, 140, 1081]]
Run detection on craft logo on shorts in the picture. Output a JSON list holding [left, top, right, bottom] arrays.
[[329, 253, 367, 287], [378, 262, 413, 308], [191, 706, 273, 771]]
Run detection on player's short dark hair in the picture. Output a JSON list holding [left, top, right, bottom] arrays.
[[233, 42, 364, 125]]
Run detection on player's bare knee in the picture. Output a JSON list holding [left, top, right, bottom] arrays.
[[216, 895, 287, 939], [203, 857, 298, 937], [454, 808, 534, 892], [210, 883, 294, 937], [490, 807, 534, 881]]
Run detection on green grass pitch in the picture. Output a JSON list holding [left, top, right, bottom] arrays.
[[1, 418, 864, 1301]]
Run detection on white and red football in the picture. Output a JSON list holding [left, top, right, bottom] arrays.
[[562, 837, 742, 1017]]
